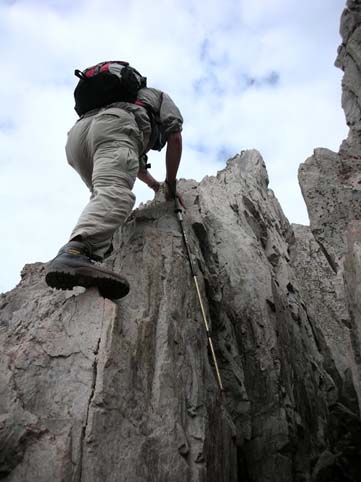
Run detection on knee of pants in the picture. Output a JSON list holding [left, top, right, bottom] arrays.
[[92, 145, 139, 191], [95, 180, 135, 197], [91, 183, 136, 212], [92, 174, 136, 197]]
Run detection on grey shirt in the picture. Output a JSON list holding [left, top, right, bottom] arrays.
[[138, 87, 183, 139], [102, 87, 183, 153]]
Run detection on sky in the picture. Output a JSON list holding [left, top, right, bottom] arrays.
[[0, 0, 348, 293]]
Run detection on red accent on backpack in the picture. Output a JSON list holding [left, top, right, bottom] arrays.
[[85, 67, 96, 77], [99, 62, 111, 73]]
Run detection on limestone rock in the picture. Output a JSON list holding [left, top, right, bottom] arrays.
[[1, 147, 360, 481], [336, 0, 361, 153], [298, 147, 361, 266], [1, 2, 361, 481], [299, 0, 361, 268], [295, 2, 361, 478]]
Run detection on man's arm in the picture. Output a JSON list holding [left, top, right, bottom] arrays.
[[137, 168, 160, 192], [165, 131, 182, 199]]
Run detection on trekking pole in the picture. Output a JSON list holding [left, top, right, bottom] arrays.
[[174, 196, 224, 392]]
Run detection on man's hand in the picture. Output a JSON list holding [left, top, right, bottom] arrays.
[[163, 180, 186, 208], [149, 180, 160, 193]]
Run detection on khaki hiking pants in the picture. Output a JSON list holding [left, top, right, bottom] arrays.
[[65, 107, 144, 260]]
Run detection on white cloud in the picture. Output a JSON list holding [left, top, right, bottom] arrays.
[[0, 0, 348, 293]]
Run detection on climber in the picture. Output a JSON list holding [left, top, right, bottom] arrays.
[[45, 61, 183, 300]]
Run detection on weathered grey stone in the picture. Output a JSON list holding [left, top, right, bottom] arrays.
[[296, 4, 361, 427], [290, 224, 352, 396], [0, 263, 117, 481], [1, 2, 361, 481], [295, 3, 361, 479], [343, 221, 361, 405], [298, 147, 361, 266], [336, 0, 361, 152], [2, 147, 360, 481]]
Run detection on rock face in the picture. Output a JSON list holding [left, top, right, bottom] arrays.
[[1, 3, 361, 482], [298, 0, 361, 414]]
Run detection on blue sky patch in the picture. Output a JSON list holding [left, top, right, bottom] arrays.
[[244, 71, 280, 89], [192, 73, 225, 97], [188, 142, 212, 155], [0, 119, 16, 132], [199, 38, 229, 69], [217, 146, 234, 162]]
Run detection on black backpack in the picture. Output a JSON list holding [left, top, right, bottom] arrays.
[[73, 61, 147, 116]]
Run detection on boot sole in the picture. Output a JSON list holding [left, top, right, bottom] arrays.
[[45, 265, 129, 300]]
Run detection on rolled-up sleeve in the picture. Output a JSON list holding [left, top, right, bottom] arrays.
[[136, 87, 183, 149], [159, 92, 183, 137]]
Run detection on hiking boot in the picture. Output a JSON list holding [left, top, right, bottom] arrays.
[[45, 241, 129, 299]]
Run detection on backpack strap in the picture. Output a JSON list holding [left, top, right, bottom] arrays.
[[134, 99, 166, 152]]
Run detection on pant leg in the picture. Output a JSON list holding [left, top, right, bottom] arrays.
[[65, 116, 93, 189], [67, 108, 141, 260]]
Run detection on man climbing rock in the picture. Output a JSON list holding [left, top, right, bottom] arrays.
[[45, 61, 183, 300]]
